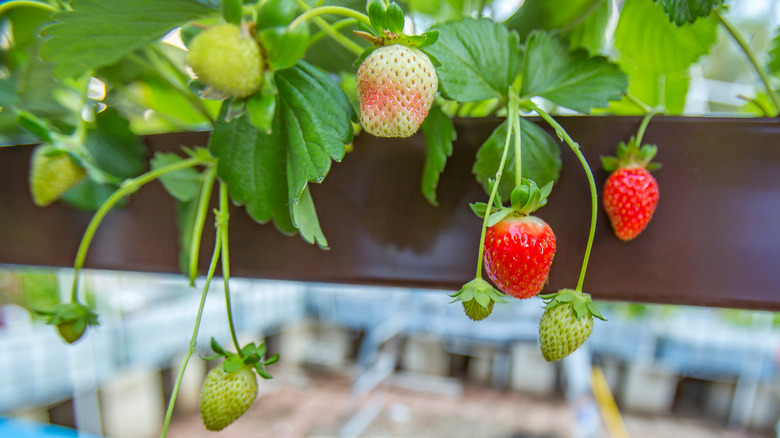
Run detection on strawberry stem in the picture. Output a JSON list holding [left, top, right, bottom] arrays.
[[0, 0, 56, 15], [513, 102, 522, 188], [715, 9, 780, 115], [635, 111, 654, 146], [289, 5, 372, 31], [295, 1, 366, 55], [526, 102, 596, 292], [474, 90, 520, 278], [159, 229, 223, 438], [188, 166, 217, 285], [70, 156, 214, 303], [218, 182, 242, 354]]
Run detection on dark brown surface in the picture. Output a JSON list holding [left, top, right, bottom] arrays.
[[1, 117, 779, 310]]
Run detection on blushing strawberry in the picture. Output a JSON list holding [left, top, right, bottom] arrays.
[[538, 289, 605, 362], [200, 363, 258, 431], [483, 214, 556, 299], [356, 44, 438, 138], [602, 138, 660, 241], [186, 23, 264, 98]]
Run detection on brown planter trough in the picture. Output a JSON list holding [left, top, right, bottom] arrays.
[[1, 116, 779, 310]]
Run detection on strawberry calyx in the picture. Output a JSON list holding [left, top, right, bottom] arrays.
[[540, 289, 606, 322], [601, 137, 661, 173], [203, 337, 279, 379], [353, 1, 439, 65], [470, 177, 552, 225], [450, 278, 506, 321], [37, 302, 99, 344]]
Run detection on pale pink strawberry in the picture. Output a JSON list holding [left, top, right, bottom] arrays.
[[357, 44, 438, 138]]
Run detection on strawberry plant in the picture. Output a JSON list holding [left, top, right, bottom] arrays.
[[1, 0, 778, 434]]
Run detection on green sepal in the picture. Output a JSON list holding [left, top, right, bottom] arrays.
[[509, 178, 552, 215], [241, 342, 257, 357], [222, 0, 242, 25], [259, 24, 310, 71], [357, 22, 378, 37], [255, 364, 274, 379], [256, 0, 299, 31], [200, 353, 223, 361], [263, 353, 280, 366], [210, 337, 227, 356], [487, 209, 512, 227], [541, 289, 607, 322], [385, 2, 405, 34], [602, 137, 660, 171], [450, 278, 506, 321], [38, 302, 99, 344], [222, 355, 244, 373], [469, 202, 498, 218]]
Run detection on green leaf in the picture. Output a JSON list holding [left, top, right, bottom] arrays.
[[84, 108, 147, 179], [425, 18, 523, 102], [652, 0, 723, 25], [275, 61, 356, 201], [150, 153, 202, 202], [505, 0, 604, 41], [521, 31, 627, 113], [209, 102, 296, 234], [290, 186, 329, 249], [770, 30, 780, 79], [567, 0, 610, 55], [420, 105, 455, 206], [61, 180, 120, 211], [259, 24, 311, 71], [246, 93, 276, 133], [615, 0, 718, 75], [210, 61, 355, 241], [606, 70, 689, 115], [473, 118, 562, 202], [40, 0, 218, 79]]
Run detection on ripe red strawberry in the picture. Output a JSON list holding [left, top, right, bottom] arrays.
[[483, 214, 556, 299], [602, 138, 660, 241], [538, 289, 604, 362], [187, 23, 264, 98], [357, 44, 438, 138], [200, 363, 258, 431]]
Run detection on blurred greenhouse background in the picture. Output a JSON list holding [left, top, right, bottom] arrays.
[[1, 267, 779, 437]]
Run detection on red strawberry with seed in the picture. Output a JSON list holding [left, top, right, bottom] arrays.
[[484, 214, 556, 299], [357, 44, 438, 138], [602, 138, 660, 241]]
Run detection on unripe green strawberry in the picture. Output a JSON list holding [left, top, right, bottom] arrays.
[[200, 363, 258, 431], [538, 289, 604, 362], [29, 145, 87, 207], [357, 44, 438, 138], [187, 23, 264, 98]]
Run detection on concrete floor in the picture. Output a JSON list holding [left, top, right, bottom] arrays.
[[166, 369, 770, 438]]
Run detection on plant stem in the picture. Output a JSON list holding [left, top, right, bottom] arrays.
[[474, 92, 519, 278], [309, 18, 357, 46], [70, 157, 210, 302], [513, 107, 522, 188], [218, 182, 241, 354], [715, 9, 780, 115], [625, 92, 653, 114], [295, 1, 366, 56], [635, 111, 654, 145], [289, 6, 371, 30], [0, 0, 55, 14], [188, 166, 217, 286], [159, 231, 223, 438], [527, 102, 597, 292]]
